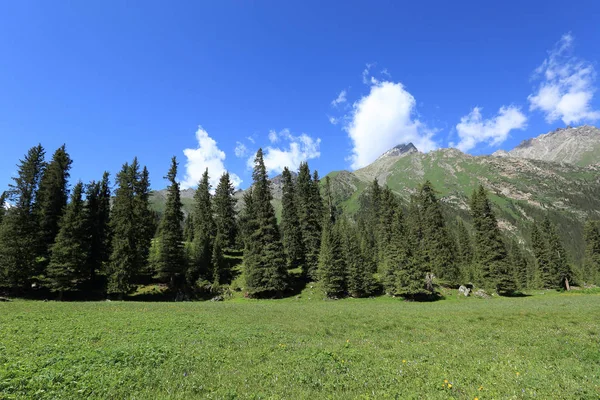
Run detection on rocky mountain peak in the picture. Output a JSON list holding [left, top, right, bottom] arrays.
[[377, 143, 418, 159], [506, 125, 600, 166]]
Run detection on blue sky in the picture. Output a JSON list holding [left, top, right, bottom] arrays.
[[1, 1, 600, 190]]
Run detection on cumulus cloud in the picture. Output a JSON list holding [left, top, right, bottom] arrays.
[[234, 141, 248, 158], [331, 90, 347, 107], [345, 80, 437, 170], [181, 126, 242, 190], [247, 129, 321, 175], [454, 106, 527, 152], [328, 116, 339, 125], [528, 33, 600, 124]]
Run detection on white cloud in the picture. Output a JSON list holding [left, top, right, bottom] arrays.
[[268, 130, 279, 143], [182, 126, 242, 190], [529, 33, 600, 124], [454, 106, 527, 152], [345, 80, 437, 170], [234, 141, 248, 158], [328, 115, 338, 125], [331, 90, 347, 107], [362, 63, 375, 84], [246, 129, 321, 175]]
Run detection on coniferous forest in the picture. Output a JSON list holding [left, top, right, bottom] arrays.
[[1, 144, 599, 300]]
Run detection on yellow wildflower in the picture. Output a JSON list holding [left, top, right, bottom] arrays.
[[402, 359, 406, 363], [478, 386, 483, 391], [516, 372, 520, 376], [444, 379, 448, 384], [448, 384, 452, 389]]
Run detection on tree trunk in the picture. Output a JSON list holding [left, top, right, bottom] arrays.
[[564, 277, 570, 291]]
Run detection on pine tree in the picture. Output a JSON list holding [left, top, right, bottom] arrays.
[[188, 169, 215, 286], [243, 149, 288, 297], [280, 167, 305, 269], [542, 216, 571, 290], [213, 172, 238, 249], [393, 203, 429, 297], [378, 186, 398, 268], [0, 192, 6, 225], [107, 162, 137, 297], [418, 181, 459, 284], [470, 185, 515, 294], [508, 240, 528, 290], [132, 161, 155, 277], [583, 219, 600, 285], [84, 172, 111, 284], [183, 214, 195, 242], [531, 223, 549, 288], [455, 218, 474, 282], [340, 217, 376, 297], [296, 162, 322, 278], [157, 157, 186, 291], [47, 182, 89, 299], [211, 234, 227, 285], [36, 145, 72, 268], [0, 145, 46, 290], [357, 179, 383, 274], [317, 210, 346, 298]]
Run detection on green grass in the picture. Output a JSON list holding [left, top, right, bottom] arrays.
[[1, 291, 599, 399]]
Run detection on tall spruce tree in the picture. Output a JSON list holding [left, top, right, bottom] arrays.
[[455, 218, 474, 282], [340, 217, 376, 297], [317, 181, 346, 298], [211, 234, 227, 285], [583, 219, 600, 285], [508, 239, 528, 290], [470, 185, 515, 294], [381, 203, 407, 294], [183, 214, 195, 242], [378, 186, 398, 268], [0, 192, 6, 225], [541, 216, 571, 290], [296, 162, 322, 278], [417, 181, 459, 284], [84, 172, 111, 283], [530, 223, 550, 288], [107, 162, 137, 297], [213, 172, 238, 249], [280, 167, 305, 269], [357, 179, 383, 274], [36, 145, 72, 268], [157, 157, 186, 291], [0, 145, 45, 290], [391, 202, 429, 297], [243, 149, 288, 297], [132, 162, 155, 276], [47, 182, 88, 299], [189, 169, 215, 286]]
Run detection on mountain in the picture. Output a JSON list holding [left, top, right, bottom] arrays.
[[150, 125, 600, 264], [493, 125, 600, 166]]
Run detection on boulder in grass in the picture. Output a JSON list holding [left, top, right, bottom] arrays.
[[474, 289, 491, 299], [458, 285, 471, 297]]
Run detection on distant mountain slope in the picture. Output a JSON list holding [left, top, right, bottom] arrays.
[[150, 125, 600, 264], [494, 125, 600, 166]]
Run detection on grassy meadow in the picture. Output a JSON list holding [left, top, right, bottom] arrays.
[[1, 289, 599, 399]]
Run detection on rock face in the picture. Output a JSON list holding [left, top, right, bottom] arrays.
[[474, 289, 491, 299], [504, 125, 600, 166]]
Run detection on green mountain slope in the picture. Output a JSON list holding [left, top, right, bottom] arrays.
[[327, 147, 600, 264], [150, 126, 600, 265]]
